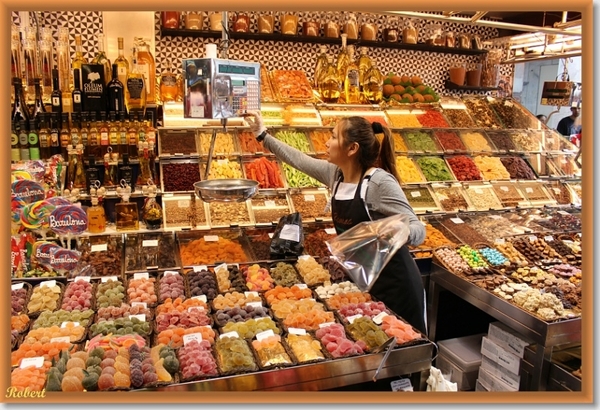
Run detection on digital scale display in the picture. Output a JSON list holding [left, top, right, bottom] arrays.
[[218, 64, 256, 76]]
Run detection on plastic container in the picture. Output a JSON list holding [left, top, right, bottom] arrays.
[[437, 333, 485, 390]]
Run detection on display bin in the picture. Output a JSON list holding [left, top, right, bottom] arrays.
[[414, 156, 456, 182], [438, 97, 478, 128], [161, 193, 210, 230], [272, 128, 314, 154], [385, 106, 425, 129], [177, 229, 255, 267], [522, 153, 551, 178], [197, 130, 240, 156], [76, 234, 124, 278], [465, 214, 531, 241], [395, 155, 428, 184], [160, 159, 202, 193], [390, 130, 410, 154], [458, 129, 497, 154], [498, 156, 539, 181], [491, 182, 530, 209], [484, 130, 518, 153], [445, 155, 484, 182], [123, 232, 180, 273], [547, 154, 582, 179], [200, 157, 245, 181], [157, 128, 199, 157], [288, 188, 331, 222], [269, 69, 314, 103], [206, 200, 255, 228], [237, 128, 272, 155], [242, 157, 286, 189], [249, 191, 293, 226], [437, 215, 492, 246], [517, 181, 557, 207], [401, 129, 443, 153], [487, 97, 542, 130], [260, 103, 286, 127], [436, 334, 484, 391], [280, 104, 323, 127], [302, 223, 337, 260], [402, 185, 442, 213], [306, 128, 333, 154], [509, 130, 543, 153], [431, 183, 476, 212], [462, 97, 504, 129], [413, 106, 451, 128], [544, 181, 579, 206], [432, 129, 468, 153], [260, 64, 277, 103], [281, 162, 325, 189], [462, 183, 504, 211]]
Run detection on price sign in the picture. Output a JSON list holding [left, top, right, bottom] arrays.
[[525, 187, 534, 193], [244, 291, 259, 298], [142, 240, 159, 247], [50, 336, 71, 344], [410, 191, 422, 198], [475, 188, 484, 194], [188, 306, 205, 312], [494, 238, 506, 245], [177, 200, 190, 208], [192, 295, 208, 303], [304, 195, 315, 202], [391, 378, 413, 392], [255, 330, 275, 342], [76, 276, 91, 283], [91, 243, 108, 252], [500, 186, 509, 192], [287, 328, 307, 336], [101, 276, 119, 283], [183, 333, 203, 345], [204, 235, 219, 242], [219, 331, 239, 339], [372, 311, 389, 325], [325, 228, 337, 235], [40, 280, 56, 288], [346, 314, 363, 324], [529, 235, 537, 242], [294, 284, 308, 289], [298, 255, 311, 261], [131, 302, 147, 308], [268, 233, 274, 238], [61, 322, 80, 328], [128, 314, 146, 322], [264, 200, 276, 207], [245, 301, 263, 308], [450, 217, 464, 224], [553, 188, 561, 194], [544, 236, 554, 242], [164, 270, 180, 276], [134, 272, 149, 280], [192, 265, 208, 272], [318, 322, 335, 329], [215, 263, 228, 273], [20, 357, 45, 369], [11, 282, 24, 291]]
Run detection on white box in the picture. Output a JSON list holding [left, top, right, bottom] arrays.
[[487, 321, 533, 358], [480, 336, 521, 376], [475, 380, 489, 392], [436, 353, 479, 391], [478, 367, 518, 391], [480, 355, 521, 391]]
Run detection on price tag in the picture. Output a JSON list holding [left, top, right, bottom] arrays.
[[255, 329, 275, 342], [318, 322, 336, 329], [544, 236, 554, 242], [264, 200, 276, 207], [547, 138, 554, 145], [500, 186, 509, 192], [134, 272, 149, 280], [304, 195, 315, 202], [177, 200, 190, 208], [76, 276, 91, 283], [245, 291, 259, 298], [280, 224, 300, 242], [245, 301, 263, 308], [486, 96, 495, 102], [553, 188, 561, 194], [287, 328, 307, 336], [558, 211, 570, 215], [11, 282, 24, 291], [183, 333, 203, 345], [61, 321, 80, 328], [324, 228, 337, 235], [50, 336, 71, 344], [489, 215, 503, 219], [142, 239, 159, 247], [101, 276, 119, 283], [20, 357, 45, 369], [164, 270, 180, 276], [346, 314, 363, 324], [298, 255, 311, 261], [529, 235, 537, 242], [192, 295, 207, 303], [219, 331, 239, 339], [560, 159, 568, 164], [372, 311, 389, 325], [204, 235, 219, 242], [390, 378, 414, 392], [450, 217, 464, 224], [525, 187, 534, 193], [294, 284, 308, 289], [131, 302, 147, 308], [129, 314, 146, 322], [504, 100, 514, 107], [193, 265, 208, 272], [475, 188, 484, 194], [91, 243, 108, 252], [188, 306, 205, 312], [217, 159, 227, 165], [268, 233, 274, 238], [410, 191, 421, 198], [40, 280, 56, 288], [494, 238, 506, 245]]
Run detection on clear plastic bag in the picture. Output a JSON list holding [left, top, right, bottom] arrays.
[[325, 214, 410, 291]]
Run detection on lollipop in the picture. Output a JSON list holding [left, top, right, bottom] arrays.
[[11, 170, 32, 183], [49, 247, 81, 275], [32, 242, 61, 267], [49, 205, 88, 249], [20, 200, 56, 238], [46, 196, 71, 206], [11, 179, 46, 204]]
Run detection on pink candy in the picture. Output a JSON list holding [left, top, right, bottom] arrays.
[[315, 323, 365, 358]]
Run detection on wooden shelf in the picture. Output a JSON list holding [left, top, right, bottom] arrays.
[[160, 28, 489, 56], [445, 80, 499, 92]]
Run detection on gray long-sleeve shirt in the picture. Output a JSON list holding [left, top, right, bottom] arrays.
[[263, 134, 426, 246]]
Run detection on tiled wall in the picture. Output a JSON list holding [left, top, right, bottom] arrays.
[[12, 11, 514, 97]]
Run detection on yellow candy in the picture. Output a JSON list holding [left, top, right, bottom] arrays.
[[395, 156, 425, 183]]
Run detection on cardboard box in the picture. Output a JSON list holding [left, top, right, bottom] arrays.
[[487, 321, 533, 358], [480, 355, 521, 391], [480, 336, 521, 376], [475, 380, 489, 392], [478, 367, 518, 391]]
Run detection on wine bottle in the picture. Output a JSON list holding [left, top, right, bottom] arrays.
[[72, 68, 83, 113], [31, 78, 47, 126], [38, 113, 52, 160], [11, 78, 31, 126], [107, 63, 126, 115], [11, 120, 20, 162], [49, 113, 61, 157], [51, 68, 63, 115], [19, 120, 30, 161], [344, 46, 361, 104], [119, 152, 135, 191], [60, 113, 71, 159], [28, 119, 40, 160]]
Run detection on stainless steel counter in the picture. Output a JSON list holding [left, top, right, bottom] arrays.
[[428, 262, 581, 391], [144, 341, 433, 391]]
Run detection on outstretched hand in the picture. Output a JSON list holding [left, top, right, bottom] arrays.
[[241, 110, 266, 138]]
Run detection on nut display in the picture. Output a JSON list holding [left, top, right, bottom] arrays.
[[433, 186, 471, 212], [163, 197, 207, 228], [446, 156, 482, 181], [208, 202, 252, 226], [546, 182, 574, 205], [245, 229, 273, 260], [464, 185, 503, 210], [290, 192, 329, 220], [442, 108, 476, 128], [467, 215, 526, 239], [492, 183, 526, 207], [124, 233, 178, 271], [460, 131, 494, 152], [404, 186, 439, 209], [433, 247, 471, 275], [488, 99, 536, 129], [198, 132, 237, 155], [162, 162, 200, 192], [510, 131, 542, 152], [518, 183, 553, 203], [499, 157, 537, 180], [77, 236, 123, 277], [434, 131, 466, 152], [439, 217, 490, 245], [403, 131, 440, 152], [486, 131, 517, 152], [473, 156, 511, 180], [463, 98, 502, 129], [251, 196, 291, 224], [159, 131, 197, 155], [535, 212, 581, 232], [395, 156, 425, 183], [416, 156, 454, 181]]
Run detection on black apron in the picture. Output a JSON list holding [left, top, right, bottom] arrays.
[[331, 169, 427, 335]]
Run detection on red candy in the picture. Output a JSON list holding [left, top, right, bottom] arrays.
[[177, 340, 219, 379], [314, 323, 366, 358]]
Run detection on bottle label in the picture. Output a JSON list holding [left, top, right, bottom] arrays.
[[89, 133, 98, 146], [11, 133, 19, 146], [347, 69, 359, 87], [11, 149, 20, 162], [80, 132, 88, 146], [127, 78, 144, 99], [52, 96, 60, 107], [39, 134, 49, 148], [71, 132, 80, 146], [29, 147, 40, 160], [50, 132, 59, 147], [100, 132, 109, 145], [118, 66, 127, 76], [19, 132, 28, 146], [28, 132, 38, 145], [128, 131, 137, 145], [109, 131, 119, 145], [120, 131, 128, 145], [73, 94, 81, 103], [60, 134, 69, 147]]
